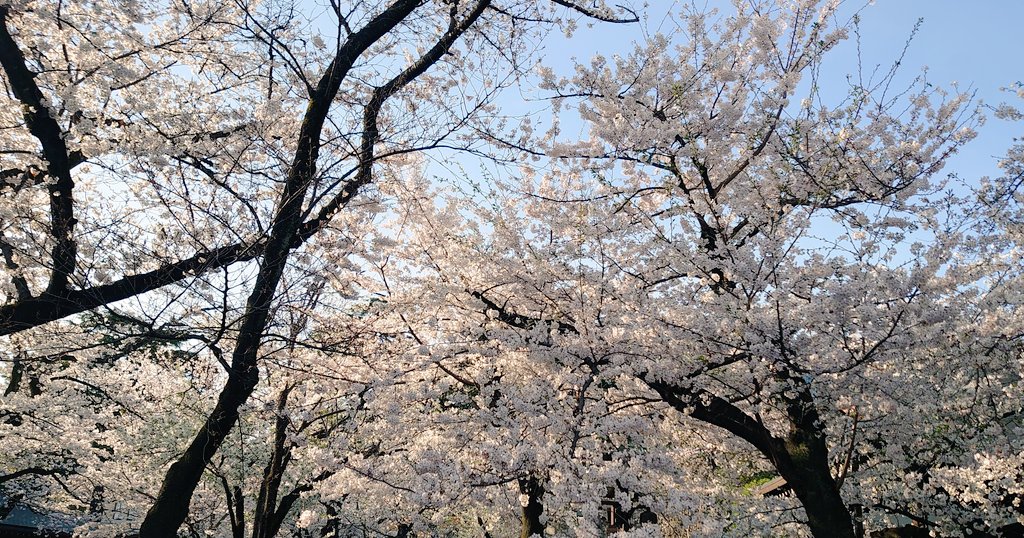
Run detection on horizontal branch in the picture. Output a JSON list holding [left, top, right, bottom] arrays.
[[0, 241, 262, 335], [0, 465, 68, 484], [551, 0, 638, 23]]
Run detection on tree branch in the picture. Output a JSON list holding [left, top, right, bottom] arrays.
[[550, 0, 638, 23], [0, 6, 78, 292]]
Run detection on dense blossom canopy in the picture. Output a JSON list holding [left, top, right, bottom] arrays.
[[0, 1, 1021, 537]]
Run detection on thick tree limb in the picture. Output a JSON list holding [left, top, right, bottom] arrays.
[[0, 465, 67, 484], [0, 240, 262, 336], [641, 377, 780, 458], [0, 6, 78, 292]]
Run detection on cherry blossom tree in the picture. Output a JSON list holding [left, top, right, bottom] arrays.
[[2, 1, 1023, 537], [1, 0, 638, 536], [388, 2, 1024, 537]]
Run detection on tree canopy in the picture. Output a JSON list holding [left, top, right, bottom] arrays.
[[0, 1, 1022, 537]]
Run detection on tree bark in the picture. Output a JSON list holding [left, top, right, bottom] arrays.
[[0, 6, 77, 293], [774, 431, 856, 538], [518, 474, 546, 538]]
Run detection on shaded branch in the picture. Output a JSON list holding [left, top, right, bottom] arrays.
[[0, 465, 69, 484], [0, 240, 263, 336]]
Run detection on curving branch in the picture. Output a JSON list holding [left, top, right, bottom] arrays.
[[642, 373, 854, 538], [303, 0, 493, 231], [0, 465, 68, 484]]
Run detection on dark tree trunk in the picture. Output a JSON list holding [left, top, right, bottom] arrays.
[[518, 475, 546, 538], [645, 379, 855, 538], [774, 432, 855, 538], [774, 382, 856, 538], [251, 387, 293, 538], [139, 365, 260, 536]]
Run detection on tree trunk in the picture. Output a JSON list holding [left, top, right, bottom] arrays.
[[775, 433, 856, 538], [252, 387, 293, 538], [138, 366, 259, 536], [518, 475, 545, 538], [645, 379, 855, 538], [774, 383, 856, 538]]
